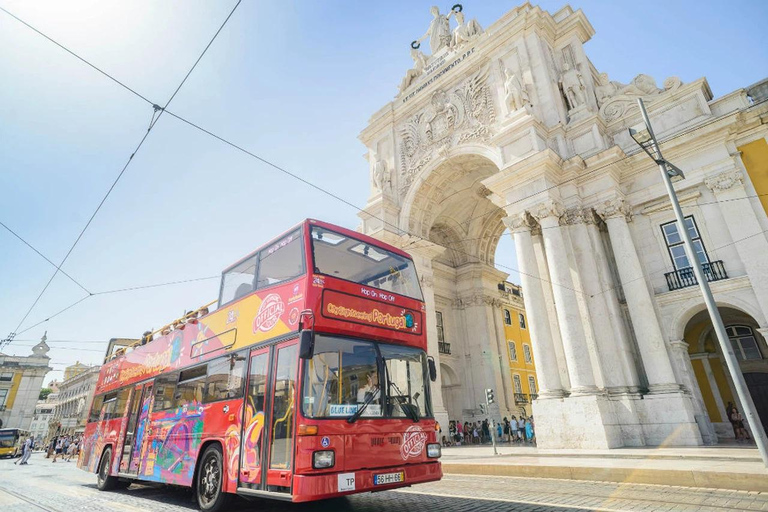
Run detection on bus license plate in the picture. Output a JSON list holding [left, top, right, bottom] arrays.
[[373, 471, 405, 485]]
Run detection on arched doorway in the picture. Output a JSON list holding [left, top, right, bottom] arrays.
[[684, 307, 768, 440]]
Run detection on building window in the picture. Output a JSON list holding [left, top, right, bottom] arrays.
[[661, 216, 709, 270], [523, 344, 532, 363], [503, 309, 512, 325], [513, 374, 523, 394], [528, 376, 537, 394], [508, 341, 518, 361], [727, 325, 762, 360], [0, 372, 13, 382], [519, 313, 526, 329], [435, 311, 445, 343], [0, 388, 7, 407]]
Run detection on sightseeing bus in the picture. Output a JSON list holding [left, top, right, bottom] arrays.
[[0, 428, 30, 458], [78, 219, 441, 511]]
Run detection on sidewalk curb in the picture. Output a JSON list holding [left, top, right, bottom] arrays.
[[441, 463, 768, 492]]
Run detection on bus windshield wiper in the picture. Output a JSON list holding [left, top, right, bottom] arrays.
[[347, 387, 377, 424]]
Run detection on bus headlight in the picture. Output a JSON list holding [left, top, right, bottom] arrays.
[[313, 450, 335, 469], [426, 443, 441, 458]]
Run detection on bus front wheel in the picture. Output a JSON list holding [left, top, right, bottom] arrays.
[[97, 447, 119, 491], [196, 444, 231, 512]]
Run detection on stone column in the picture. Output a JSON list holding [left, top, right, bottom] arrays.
[[531, 200, 599, 395], [585, 213, 642, 392], [596, 198, 680, 393], [504, 214, 565, 398], [564, 206, 629, 392], [705, 168, 768, 317], [408, 243, 450, 430], [668, 340, 717, 444]]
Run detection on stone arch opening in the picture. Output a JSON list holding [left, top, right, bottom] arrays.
[[683, 306, 768, 439], [401, 152, 531, 425]]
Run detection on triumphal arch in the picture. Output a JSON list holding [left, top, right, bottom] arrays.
[[357, 3, 760, 448]]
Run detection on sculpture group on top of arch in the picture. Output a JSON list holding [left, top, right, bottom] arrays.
[[399, 4, 484, 94]]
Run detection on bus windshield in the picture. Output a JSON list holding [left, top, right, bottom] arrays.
[[302, 335, 431, 419], [0, 430, 17, 448], [310, 226, 423, 301]]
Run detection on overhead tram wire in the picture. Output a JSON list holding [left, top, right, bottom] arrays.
[[4, 5, 767, 335], [0, 219, 92, 295], [0, 1, 242, 349], [13, 274, 221, 337]]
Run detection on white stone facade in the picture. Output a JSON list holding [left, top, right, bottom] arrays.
[[358, 3, 768, 448], [53, 365, 100, 435], [0, 338, 52, 431], [29, 394, 57, 443]]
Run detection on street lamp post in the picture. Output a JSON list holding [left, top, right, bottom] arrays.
[[630, 98, 768, 467]]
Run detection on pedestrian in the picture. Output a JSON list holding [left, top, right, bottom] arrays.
[[496, 421, 503, 442], [472, 423, 480, 444], [52, 436, 64, 462], [481, 420, 490, 444], [65, 438, 78, 462], [503, 417, 510, 442], [525, 416, 534, 443], [15, 435, 33, 465], [464, 422, 471, 444], [730, 407, 751, 443], [510, 416, 518, 443], [519, 416, 527, 442]]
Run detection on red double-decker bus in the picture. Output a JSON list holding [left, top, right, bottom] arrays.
[[78, 219, 442, 510]]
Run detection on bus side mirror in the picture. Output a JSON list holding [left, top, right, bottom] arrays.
[[299, 329, 315, 360], [427, 356, 437, 382]]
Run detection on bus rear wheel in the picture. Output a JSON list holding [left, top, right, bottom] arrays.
[[97, 447, 119, 491], [196, 444, 231, 512]]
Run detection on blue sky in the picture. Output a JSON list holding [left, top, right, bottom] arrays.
[[1, 0, 766, 383]]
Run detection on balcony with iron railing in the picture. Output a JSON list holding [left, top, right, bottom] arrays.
[[513, 392, 529, 404], [664, 260, 728, 291], [438, 341, 451, 355]]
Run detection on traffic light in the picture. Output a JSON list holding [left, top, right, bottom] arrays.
[[485, 388, 495, 404], [478, 403, 487, 414]]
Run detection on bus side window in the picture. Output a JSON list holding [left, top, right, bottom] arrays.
[[102, 392, 118, 420], [88, 395, 104, 423], [174, 366, 207, 407], [204, 352, 246, 403], [154, 373, 178, 411]]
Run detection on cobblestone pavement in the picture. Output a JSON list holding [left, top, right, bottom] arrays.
[[2, 454, 767, 511]]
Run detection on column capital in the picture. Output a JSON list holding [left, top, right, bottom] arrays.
[[595, 197, 633, 222], [704, 169, 745, 194], [502, 212, 536, 233], [563, 206, 593, 225], [667, 339, 690, 352], [529, 199, 565, 225]]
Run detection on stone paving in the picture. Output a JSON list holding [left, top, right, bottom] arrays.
[[1, 453, 767, 511]]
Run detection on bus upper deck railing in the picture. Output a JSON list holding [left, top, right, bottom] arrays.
[[104, 299, 217, 363]]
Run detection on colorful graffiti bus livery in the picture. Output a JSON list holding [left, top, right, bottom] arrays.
[[78, 219, 442, 511]]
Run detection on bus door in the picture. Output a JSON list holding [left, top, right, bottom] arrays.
[[265, 341, 298, 492], [120, 381, 153, 474], [239, 341, 298, 492], [239, 347, 270, 489]]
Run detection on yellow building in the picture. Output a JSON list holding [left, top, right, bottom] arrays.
[[0, 335, 52, 431], [499, 282, 537, 417]]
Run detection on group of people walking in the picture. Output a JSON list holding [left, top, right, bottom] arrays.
[[444, 415, 535, 446], [48, 434, 81, 462]]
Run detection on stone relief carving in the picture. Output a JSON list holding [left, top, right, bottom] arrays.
[[452, 10, 483, 49], [563, 206, 587, 225], [399, 48, 429, 94], [397, 67, 496, 195], [502, 211, 536, 233], [452, 293, 502, 309], [596, 73, 683, 121], [559, 61, 586, 111], [419, 273, 435, 289], [596, 197, 633, 222], [704, 169, 744, 192]]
